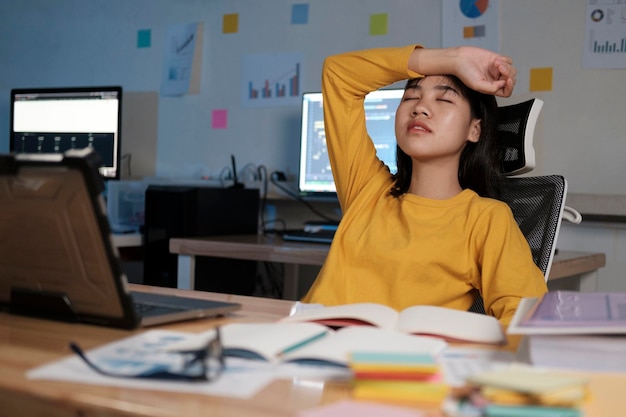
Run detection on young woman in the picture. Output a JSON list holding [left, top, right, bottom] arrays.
[[301, 45, 547, 326]]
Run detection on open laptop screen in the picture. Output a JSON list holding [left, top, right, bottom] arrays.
[[0, 149, 240, 328]]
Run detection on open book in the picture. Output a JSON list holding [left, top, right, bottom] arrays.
[[168, 322, 447, 367], [281, 303, 506, 345], [508, 291, 626, 335]]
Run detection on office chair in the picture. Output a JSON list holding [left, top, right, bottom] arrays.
[[468, 98, 580, 315]]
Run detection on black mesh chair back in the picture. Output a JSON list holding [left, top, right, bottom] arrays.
[[500, 175, 567, 277], [468, 97, 566, 315], [497, 98, 543, 176], [468, 175, 567, 315]]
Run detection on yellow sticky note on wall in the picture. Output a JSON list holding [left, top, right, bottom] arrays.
[[530, 67, 553, 91], [223, 13, 239, 34]]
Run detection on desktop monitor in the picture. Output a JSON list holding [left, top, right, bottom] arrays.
[[297, 88, 404, 197], [10, 86, 123, 180]]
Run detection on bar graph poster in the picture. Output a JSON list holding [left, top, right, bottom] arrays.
[[442, 0, 500, 53], [241, 52, 303, 107], [583, 0, 626, 69]]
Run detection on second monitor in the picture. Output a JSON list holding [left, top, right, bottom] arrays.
[[297, 88, 404, 198]]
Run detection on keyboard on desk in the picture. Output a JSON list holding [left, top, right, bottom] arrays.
[[282, 228, 335, 244]]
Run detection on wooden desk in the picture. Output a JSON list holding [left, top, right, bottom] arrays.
[[0, 284, 624, 417], [170, 235, 606, 299], [112, 232, 143, 248]]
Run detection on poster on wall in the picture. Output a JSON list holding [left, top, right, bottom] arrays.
[[241, 52, 303, 108], [441, 0, 500, 53], [161, 22, 203, 96], [583, 0, 626, 69]]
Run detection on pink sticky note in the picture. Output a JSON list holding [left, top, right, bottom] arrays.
[[298, 400, 424, 417], [212, 109, 228, 129]]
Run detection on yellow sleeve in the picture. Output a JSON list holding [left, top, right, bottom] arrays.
[[321, 45, 421, 210], [476, 203, 548, 326]]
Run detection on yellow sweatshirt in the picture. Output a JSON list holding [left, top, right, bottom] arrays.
[[302, 45, 547, 326]]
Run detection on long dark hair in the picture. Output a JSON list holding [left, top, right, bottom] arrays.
[[390, 75, 502, 199]]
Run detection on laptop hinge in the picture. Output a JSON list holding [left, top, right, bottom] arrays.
[[9, 287, 78, 322]]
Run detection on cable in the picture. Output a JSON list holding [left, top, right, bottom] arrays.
[[218, 166, 232, 187], [269, 171, 341, 224], [257, 165, 269, 232], [121, 153, 132, 178]]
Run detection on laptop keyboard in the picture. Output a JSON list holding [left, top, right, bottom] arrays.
[[131, 292, 193, 315], [133, 300, 194, 318], [282, 228, 335, 244]]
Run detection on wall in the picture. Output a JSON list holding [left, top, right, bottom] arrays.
[[0, 0, 624, 289], [1, 1, 624, 191]]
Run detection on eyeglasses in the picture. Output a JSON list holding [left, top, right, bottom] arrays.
[[69, 327, 224, 382]]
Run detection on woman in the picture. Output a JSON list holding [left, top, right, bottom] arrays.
[[301, 45, 547, 326]]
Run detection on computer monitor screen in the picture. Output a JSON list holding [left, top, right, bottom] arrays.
[[10, 86, 122, 179], [298, 88, 404, 197]]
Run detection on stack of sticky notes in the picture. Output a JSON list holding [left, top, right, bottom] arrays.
[[348, 351, 449, 407], [466, 366, 589, 417]]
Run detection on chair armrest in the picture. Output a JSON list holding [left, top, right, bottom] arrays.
[[562, 206, 582, 224]]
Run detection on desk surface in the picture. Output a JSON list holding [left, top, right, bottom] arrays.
[[170, 234, 606, 282], [1, 284, 625, 417]]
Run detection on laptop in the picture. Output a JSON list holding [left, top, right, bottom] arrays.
[[0, 148, 241, 329]]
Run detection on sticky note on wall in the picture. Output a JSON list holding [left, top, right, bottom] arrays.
[[369, 13, 388, 36], [137, 29, 151, 48], [212, 109, 228, 129], [223, 13, 239, 34], [291, 4, 309, 24], [530, 67, 553, 91]]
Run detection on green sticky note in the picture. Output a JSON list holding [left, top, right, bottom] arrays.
[[369, 13, 388, 36], [485, 405, 581, 417]]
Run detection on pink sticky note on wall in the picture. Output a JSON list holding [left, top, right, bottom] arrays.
[[212, 109, 228, 129]]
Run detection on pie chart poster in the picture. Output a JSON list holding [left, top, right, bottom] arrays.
[[442, 0, 500, 53]]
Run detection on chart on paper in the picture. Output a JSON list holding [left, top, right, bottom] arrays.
[[584, 0, 626, 68]]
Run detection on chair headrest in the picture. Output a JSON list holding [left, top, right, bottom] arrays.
[[497, 98, 543, 176]]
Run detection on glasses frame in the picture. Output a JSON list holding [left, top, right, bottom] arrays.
[[69, 327, 224, 382]]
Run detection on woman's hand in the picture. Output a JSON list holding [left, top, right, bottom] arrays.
[[408, 46, 517, 97], [454, 46, 517, 97]]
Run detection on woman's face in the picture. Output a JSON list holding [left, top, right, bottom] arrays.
[[394, 75, 481, 163]]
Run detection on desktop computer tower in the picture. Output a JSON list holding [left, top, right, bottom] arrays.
[[142, 185, 259, 295]]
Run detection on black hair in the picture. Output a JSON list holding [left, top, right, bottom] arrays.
[[390, 75, 502, 199]]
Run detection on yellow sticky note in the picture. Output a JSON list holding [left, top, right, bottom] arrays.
[[223, 13, 238, 34], [530, 67, 553, 92], [369, 13, 388, 36]]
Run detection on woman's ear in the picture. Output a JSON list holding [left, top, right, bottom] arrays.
[[468, 119, 481, 143]]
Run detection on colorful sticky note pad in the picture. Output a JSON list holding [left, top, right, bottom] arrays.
[[212, 109, 228, 129], [369, 13, 388, 36], [137, 29, 151, 48], [291, 4, 309, 25], [223, 13, 239, 34], [530, 67, 553, 92]]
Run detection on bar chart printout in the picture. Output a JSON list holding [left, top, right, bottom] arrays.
[[583, 0, 626, 68], [241, 52, 303, 107]]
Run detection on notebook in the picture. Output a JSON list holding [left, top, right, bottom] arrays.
[[0, 148, 241, 329]]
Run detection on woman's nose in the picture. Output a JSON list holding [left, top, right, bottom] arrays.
[[412, 102, 430, 117]]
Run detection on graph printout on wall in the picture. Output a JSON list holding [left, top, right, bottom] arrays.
[[241, 52, 304, 108], [441, 0, 500, 53], [583, 0, 626, 68]]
